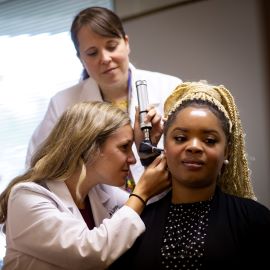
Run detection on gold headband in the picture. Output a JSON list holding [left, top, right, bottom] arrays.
[[164, 81, 232, 132]]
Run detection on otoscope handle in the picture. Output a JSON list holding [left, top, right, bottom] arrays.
[[135, 80, 164, 166], [136, 80, 152, 131]]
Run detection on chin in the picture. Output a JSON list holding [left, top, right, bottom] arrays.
[[187, 179, 214, 189], [114, 180, 126, 187], [174, 176, 213, 189]]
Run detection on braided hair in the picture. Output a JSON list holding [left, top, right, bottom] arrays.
[[164, 81, 255, 199]]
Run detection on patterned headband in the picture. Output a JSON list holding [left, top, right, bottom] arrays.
[[164, 82, 233, 133]]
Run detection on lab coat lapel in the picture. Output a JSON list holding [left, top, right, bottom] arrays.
[[88, 185, 119, 226], [78, 77, 103, 101], [46, 181, 122, 227], [45, 180, 84, 221]]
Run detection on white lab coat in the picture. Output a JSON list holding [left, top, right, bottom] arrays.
[[3, 181, 144, 270], [26, 63, 182, 182]]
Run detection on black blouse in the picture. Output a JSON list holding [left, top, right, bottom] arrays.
[[79, 196, 95, 230], [161, 200, 211, 269]]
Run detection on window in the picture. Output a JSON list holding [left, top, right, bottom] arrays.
[[0, 0, 113, 263]]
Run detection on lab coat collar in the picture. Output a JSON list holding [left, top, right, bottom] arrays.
[[129, 63, 161, 105], [88, 185, 116, 225], [45, 181, 118, 226], [45, 180, 83, 220], [77, 63, 162, 107], [78, 77, 103, 101]]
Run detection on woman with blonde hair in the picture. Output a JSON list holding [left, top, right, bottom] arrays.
[[0, 101, 170, 270], [110, 81, 270, 270]]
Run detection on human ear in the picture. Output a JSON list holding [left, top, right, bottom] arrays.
[[124, 35, 131, 54], [163, 148, 167, 157], [224, 141, 231, 161], [223, 142, 231, 166]]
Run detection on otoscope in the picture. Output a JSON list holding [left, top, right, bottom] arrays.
[[136, 80, 163, 166]]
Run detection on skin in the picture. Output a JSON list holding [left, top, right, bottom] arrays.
[[66, 124, 135, 207], [87, 124, 136, 188], [77, 26, 163, 146], [66, 124, 170, 213], [164, 106, 228, 204], [77, 25, 130, 101]]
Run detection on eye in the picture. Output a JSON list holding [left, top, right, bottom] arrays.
[[120, 143, 131, 152], [205, 137, 217, 145], [86, 50, 97, 57], [106, 40, 119, 51], [174, 135, 186, 143]]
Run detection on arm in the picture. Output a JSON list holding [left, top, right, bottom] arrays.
[[7, 186, 145, 269], [125, 154, 170, 214], [7, 156, 170, 270]]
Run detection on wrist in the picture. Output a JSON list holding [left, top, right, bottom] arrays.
[[129, 193, 147, 207]]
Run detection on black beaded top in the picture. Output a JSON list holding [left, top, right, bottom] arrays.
[[161, 199, 212, 269]]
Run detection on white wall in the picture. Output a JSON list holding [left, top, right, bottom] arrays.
[[117, 0, 270, 207]]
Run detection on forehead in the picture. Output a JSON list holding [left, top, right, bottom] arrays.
[[172, 106, 224, 131], [77, 25, 102, 42], [105, 124, 133, 142]]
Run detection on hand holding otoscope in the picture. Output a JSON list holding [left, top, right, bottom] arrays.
[[135, 80, 164, 166]]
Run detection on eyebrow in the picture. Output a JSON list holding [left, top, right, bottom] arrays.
[[172, 127, 220, 134], [117, 138, 133, 144]]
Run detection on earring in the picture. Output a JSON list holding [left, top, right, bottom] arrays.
[[223, 159, 229, 165]]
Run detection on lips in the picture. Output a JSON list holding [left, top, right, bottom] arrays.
[[182, 159, 204, 169], [102, 67, 117, 74]]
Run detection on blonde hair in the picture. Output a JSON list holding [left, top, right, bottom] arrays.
[[164, 81, 256, 199], [0, 101, 130, 223]]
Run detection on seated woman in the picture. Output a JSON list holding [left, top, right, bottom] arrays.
[[110, 81, 270, 270], [0, 101, 170, 270]]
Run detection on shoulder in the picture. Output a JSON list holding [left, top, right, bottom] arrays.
[[52, 78, 96, 101], [223, 191, 269, 211], [46, 78, 101, 116], [141, 191, 171, 221], [137, 69, 181, 84], [7, 182, 61, 216], [11, 182, 49, 194], [9, 182, 55, 200], [220, 191, 270, 223], [10, 182, 58, 203], [130, 63, 182, 86]]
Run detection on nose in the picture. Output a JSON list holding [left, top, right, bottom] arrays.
[[127, 150, 137, 165], [186, 138, 203, 154], [100, 49, 112, 64]]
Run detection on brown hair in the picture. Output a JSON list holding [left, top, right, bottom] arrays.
[[70, 6, 126, 80]]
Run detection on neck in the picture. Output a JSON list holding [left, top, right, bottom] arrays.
[[100, 72, 129, 102], [101, 87, 128, 103], [101, 86, 129, 112], [171, 182, 216, 204]]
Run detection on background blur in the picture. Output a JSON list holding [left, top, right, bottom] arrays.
[[0, 0, 269, 266]]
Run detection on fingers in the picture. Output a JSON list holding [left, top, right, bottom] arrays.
[[143, 106, 160, 124], [147, 153, 166, 168], [136, 105, 162, 128], [134, 105, 163, 151]]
